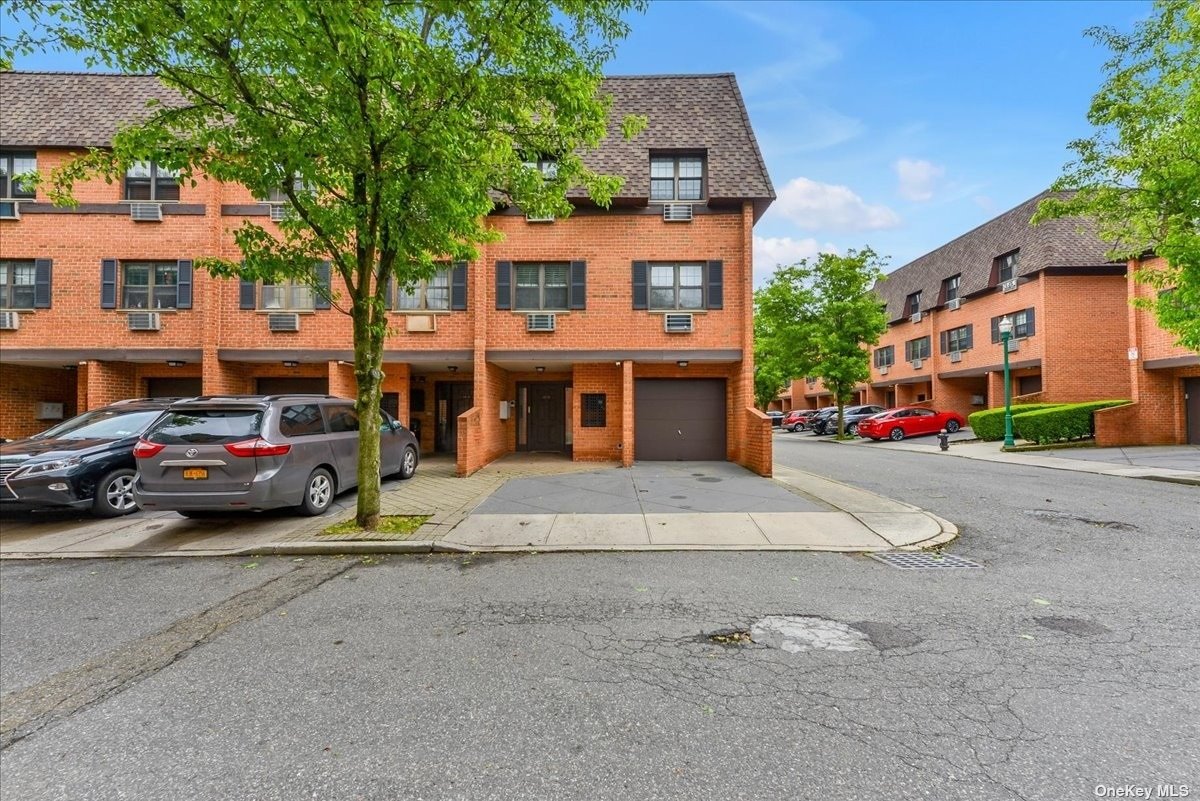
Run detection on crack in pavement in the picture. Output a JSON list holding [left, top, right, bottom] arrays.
[[0, 558, 354, 751]]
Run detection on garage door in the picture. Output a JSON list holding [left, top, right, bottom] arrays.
[[146, 377, 203, 399], [255, 377, 329, 396], [634, 379, 726, 461]]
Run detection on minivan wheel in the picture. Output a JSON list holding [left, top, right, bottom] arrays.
[[398, 447, 417, 480], [946, 419, 961, 433], [92, 469, 138, 517], [846, 423, 858, 435], [299, 468, 335, 516], [889, 427, 905, 441]]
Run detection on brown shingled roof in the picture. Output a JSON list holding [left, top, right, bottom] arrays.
[[874, 192, 1122, 322], [0, 70, 775, 214]]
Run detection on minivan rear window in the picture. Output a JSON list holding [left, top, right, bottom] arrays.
[[146, 410, 263, 444]]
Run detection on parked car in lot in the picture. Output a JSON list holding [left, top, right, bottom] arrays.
[[804, 406, 841, 435], [766, 410, 785, 428], [0, 398, 181, 517], [811, 404, 887, 436], [856, 406, 967, 441], [133, 394, 419, 517], [781, 409, 809, 431]]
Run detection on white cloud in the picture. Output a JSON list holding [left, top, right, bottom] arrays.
[[894, 158, 945, 202], [753, 236, 840, 286], [973, 195, 995, 212], [769, 177, 901, 232]]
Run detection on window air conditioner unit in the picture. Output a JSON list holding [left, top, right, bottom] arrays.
[[662, 203, 693, 222], [269, 204, 290, 222], [405, 314, 437, 333], [949, 350, 963, 363], [127, 312, 161, 331], [947, 298, 961, 310], [526, 313, 556, 332], [910, 311, 923, 323], [663, 313, 694, 333], [524, 214, 555, 223], [1000, 278, 1018, 293], [878, 366, 889, 376], [0, 310, 20, 330], [267, 312, 300, 332], [1006, 338, 1020, 353], [129, 202, 163, 222], [912, 358, 924, 369], [0, 200, 19, 219]]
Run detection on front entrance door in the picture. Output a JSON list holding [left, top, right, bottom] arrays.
[[1186, 378, 1200, 445], [523, 382, 567, 452], [436, 382, 474, 454]]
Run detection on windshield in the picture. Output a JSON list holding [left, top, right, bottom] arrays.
[[32, 409, 164, 441]]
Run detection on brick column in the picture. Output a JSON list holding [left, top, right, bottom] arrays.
[[328, 360, 356, 398], [621, 358, 634, 467]]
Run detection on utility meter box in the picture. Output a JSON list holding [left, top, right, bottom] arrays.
[[498, 400, 511, 420]]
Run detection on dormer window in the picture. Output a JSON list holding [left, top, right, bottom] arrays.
[[906, 291, 922, 316], [1, 152, 37, 199], [522, 157, 558, 179], [650, 154, 704, 201], [997, 250, 1019, 283], [125, 161, 179, 202], [943, 274, 960, 302]]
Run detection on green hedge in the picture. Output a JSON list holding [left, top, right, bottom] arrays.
[[968, 404, 1062, 441], [1012, 400, 1131, 445]]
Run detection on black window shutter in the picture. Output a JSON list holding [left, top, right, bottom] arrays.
[[939, 331, 948, 354], [991, 316, 1000, 344], [176, 259, 193, 309], [239, 278, 257, 309], [451, 261, 468, 310], [100, 259, 117, 309], [706, 260, 724, 310], [964, 325, 973, 350], [314, 261, 332, 309], [495, 261, 512, 310], [34, 258, 52, 308], [569, 260, 586, 310], [384, 273, 395, 310], [632, 261, 648, 310], [1026, 307, 1035, 336]]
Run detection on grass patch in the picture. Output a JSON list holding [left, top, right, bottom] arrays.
[[1001, 440, 1098, 453], [321, 514, 430, 537]]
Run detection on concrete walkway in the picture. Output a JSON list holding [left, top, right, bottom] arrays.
[[0, 457, 956, 558]]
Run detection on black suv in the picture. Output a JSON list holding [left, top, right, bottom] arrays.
[[811, 405, 887, 436], [0, 398, 180, 517]]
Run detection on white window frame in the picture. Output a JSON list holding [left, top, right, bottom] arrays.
[[124, 161, 180, 202], [0, 152, 37, 200], [0, 260, 37, 309], [513, 263, 569, 311], [648, 263, 705, 310], [650, 154, 705, 202], [121, 261, 179, 310], [396, 267, 451, 311], [260, 279, 315, 311]]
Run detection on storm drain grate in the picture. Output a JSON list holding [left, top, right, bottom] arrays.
[[871, 552, 983, 570]]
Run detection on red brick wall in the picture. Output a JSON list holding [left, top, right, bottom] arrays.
[[571, 363, 623, 461], [1040, 274, 1130, 401], [0, 364, 78, 439]]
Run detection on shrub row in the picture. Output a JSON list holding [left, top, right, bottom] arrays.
[[1013, 400, 1131, 445], [967, 404, 1062, 441]]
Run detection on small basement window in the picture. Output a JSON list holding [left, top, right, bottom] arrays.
[[581, 393, 606, 427]]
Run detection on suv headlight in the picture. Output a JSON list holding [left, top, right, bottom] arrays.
[[18, 456, 83, 476]]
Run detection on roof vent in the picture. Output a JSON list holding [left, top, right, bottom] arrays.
[[0, 310, 20, 330], [267, 312, 300, 332], [663, 313, 694, 333], [129, 202, 163, 222], [526, 313, 556, 332], [662, 203, 693, 222], [127, 312, 161, 331]]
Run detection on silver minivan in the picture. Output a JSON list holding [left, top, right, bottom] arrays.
[[132, 394, 418, 516]]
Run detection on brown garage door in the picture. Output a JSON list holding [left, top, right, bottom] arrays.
[[635, 378, 726, 461], [146, 377, 203, 399], [255, 377, 329, 396]]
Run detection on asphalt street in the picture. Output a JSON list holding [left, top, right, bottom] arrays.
[[1, 436, 1197, 800]]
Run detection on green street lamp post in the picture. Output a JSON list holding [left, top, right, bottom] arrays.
[[998, 315, 1015, 448]]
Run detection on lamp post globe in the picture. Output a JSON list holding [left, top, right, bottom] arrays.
[[998, 315, 1015, 448]]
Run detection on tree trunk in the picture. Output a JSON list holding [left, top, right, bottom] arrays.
[[353, 304, 385, 529], [836, 398, 845, 438]]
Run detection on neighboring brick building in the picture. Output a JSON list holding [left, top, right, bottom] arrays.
[[0, 71, 777, 475], [779, 193, 1198, 445]]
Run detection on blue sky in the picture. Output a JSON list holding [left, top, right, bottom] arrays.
[[5, 0, 1149, 283]]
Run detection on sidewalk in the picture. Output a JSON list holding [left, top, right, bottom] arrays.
[[0, 457, 956, 558]]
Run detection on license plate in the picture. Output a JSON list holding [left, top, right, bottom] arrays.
[[183, 467, 208, 480]]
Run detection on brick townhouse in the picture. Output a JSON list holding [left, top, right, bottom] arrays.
[[0, 71, 777, 475], [779, 193, 1199, 445]]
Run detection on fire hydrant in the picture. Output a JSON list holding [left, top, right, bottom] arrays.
[[937, 428, 950, 451]]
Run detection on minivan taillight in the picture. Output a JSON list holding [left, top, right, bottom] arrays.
[[133, 439, 165, 459], [223, 438, 292, 458]]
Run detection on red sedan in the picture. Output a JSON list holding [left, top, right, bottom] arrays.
[[856, 406, 966, 441], [781, 410, 809, 431]]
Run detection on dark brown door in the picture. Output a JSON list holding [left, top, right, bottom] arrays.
[[635, 378, 726, 461], [525, 383, 567, 451], [146, 377, 202, 399], [436, 382, 474, 454], [255, 377, 329, 395], [1186, 378, 1200, 445]]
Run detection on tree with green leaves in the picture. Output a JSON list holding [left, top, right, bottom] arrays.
[[754, 249, 889, 438], [1035, 0, 1199, 351], [5, 0, 645, 527]]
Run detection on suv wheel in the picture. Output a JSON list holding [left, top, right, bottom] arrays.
[[299, 468, 335, 516], [398, 447, 417, 480], [92, 469, 138, 517]]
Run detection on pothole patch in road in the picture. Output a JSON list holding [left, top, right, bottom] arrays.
[[1034, 616, 1110, 636], [847, 621, 923, 650], [707, 628, 753, 646], [1022, 509, 1137, 530], [749, 615, 869, 653]]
